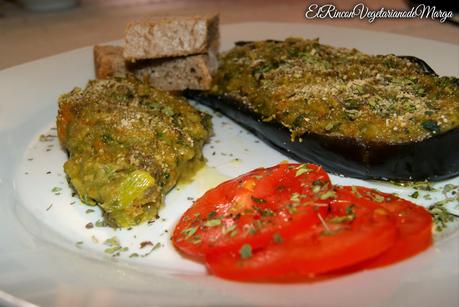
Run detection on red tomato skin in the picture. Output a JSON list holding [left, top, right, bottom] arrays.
[[174, 162, 433, 282], [336, 186, 433, 268], [172, 163, 333, 259], [205, 192, 398, 281]]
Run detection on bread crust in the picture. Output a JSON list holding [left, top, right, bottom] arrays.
[[94, 45, 127, 79], [94, 44, 217, 91]]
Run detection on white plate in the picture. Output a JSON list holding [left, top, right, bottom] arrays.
[[1, 23, 458, 307]]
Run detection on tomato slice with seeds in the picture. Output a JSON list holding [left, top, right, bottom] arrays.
[[205, 188, 397, 281], [172, 163, 332, 259], [336, 186, 433, 268]]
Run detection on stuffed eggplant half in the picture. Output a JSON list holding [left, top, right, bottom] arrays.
[[187, 38, 459, 181]]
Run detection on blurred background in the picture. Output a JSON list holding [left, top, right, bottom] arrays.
[[0, 0, 458, 70]]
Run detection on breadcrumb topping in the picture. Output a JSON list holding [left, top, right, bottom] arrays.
[[212, 38, 459, 143]]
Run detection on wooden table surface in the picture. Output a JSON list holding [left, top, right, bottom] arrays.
[[1, 0, 458, 70]]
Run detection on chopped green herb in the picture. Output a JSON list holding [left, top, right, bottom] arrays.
[[421, 120, 440, 134], [104, 236, 120, 247], [413, 183, 437, 192], [101, 134, 113, 143], [345, 205, 355, 215], [260, 208, 275, 217], [51, 187, 62, 193], [287, 204, 298, 214], [161, 106, 175, 116], [142, 242, 162, 257], [429, 202, 458, 232], [39, 134, 55, 142], [371, 193, 385, 203], [319, 190, 336, 200], [324, 122, 335, 131], [410, 191, 419, 199], [222, 224, 237, 235], [312, 185, 322, 194], [51, 187, 62, 195], [240, 244, 252, 259], [442, 184, 458, 195], [191, 235, 202, 245], [205, 219, 222, 227], [103, 236, 128, 255], [86, 209, 95, 214], [248, 226, 257, 235], [95, 219, 108, 227], [182, 226, 198, 239], [290, 193, 300, 203], [329, 205, 356, 223], [273, 233, 283, 244], [351, 186, 363, 198], [251, 196, 267, 204], [104, 246, 122, 254], [295, 164, 312, 177]]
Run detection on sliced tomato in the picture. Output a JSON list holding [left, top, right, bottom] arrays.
[[172, 163, 333, 259], [205, 190, 397, 281], [336, 186, 433, 268]]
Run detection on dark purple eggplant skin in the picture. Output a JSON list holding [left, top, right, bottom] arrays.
[[185, 56, 459, 182], [186, 91, 459, 181]]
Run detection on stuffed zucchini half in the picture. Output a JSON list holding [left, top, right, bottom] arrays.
[[57, 76, 212, 227], [187, 38, 459, 181]]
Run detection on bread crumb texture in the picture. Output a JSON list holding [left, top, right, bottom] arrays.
[[124, 14, 219, 60]]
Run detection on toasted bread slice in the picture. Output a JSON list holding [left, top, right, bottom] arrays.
[[123, 14, 219, 61], [94, 45, 127, 79], [94, 45, 217, 91]]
